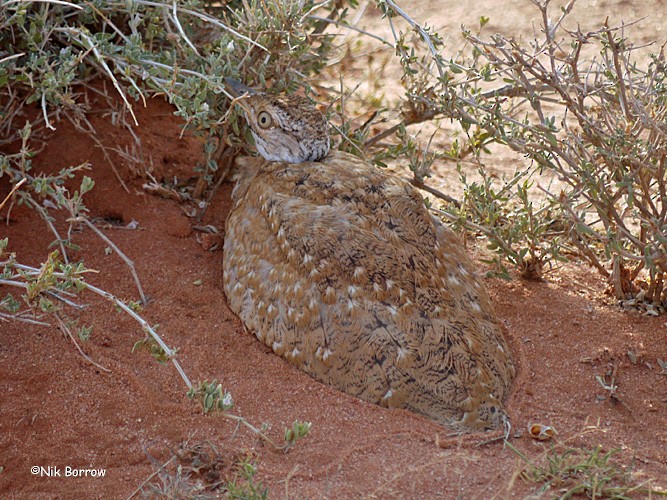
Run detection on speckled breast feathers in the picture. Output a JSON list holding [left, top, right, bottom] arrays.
[[223, 81, 515, 430]]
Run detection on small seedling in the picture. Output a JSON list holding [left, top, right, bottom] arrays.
[[595, 365, 619, 402], [187, 380, 233, 414], [61, 318, 93, 342], [132, 335, 174, 364], [226, 455, 269, 500], [1, 294, 21, 314], [284, 420, 312, 450], [627, 350, 637, 365], [77, 324, 93, 341]]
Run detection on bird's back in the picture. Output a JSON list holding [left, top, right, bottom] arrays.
[[223, 151, 515, 430]]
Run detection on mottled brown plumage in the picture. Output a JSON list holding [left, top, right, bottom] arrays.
[[223, 80, 515, 430]]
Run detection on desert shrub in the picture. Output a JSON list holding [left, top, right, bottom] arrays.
[[0, 0, 358, 352], [357, 0, 666, 312], [7, 0, 662, 318], [1, 0, 335, 475], [0, 0, 352, 198]]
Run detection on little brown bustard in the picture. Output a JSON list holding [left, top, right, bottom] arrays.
[[223, 79, 515, 431]]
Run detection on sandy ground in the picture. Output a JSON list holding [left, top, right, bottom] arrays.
[[1, 0, 666, 497]]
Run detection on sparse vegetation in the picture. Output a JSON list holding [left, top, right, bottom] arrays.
[[0, 0, 357, 375], [507, 440, 661, 498], [187, 380, 311, 453], [2, 1, 329, 493], [1, 0, 666, 496], [354, 0, 666, 313], [0, 241, 191, 382], [595, 365, 620, 402], [132, 440, 268, 499]]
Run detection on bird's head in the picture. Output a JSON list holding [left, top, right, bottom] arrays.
[[225, 78, 330, 163]]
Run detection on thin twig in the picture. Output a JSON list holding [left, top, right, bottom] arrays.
[[76, 217, 147, 305], [3, 263, 192, 390], [0, 53, 26, 64], [0, 278, 86, 309], [604, 20, 631, 121], [133, 0, 269, 53], [68, 29, 139, 126], [283, 463, 300, 500], [0, 312, 51, 326], [0, 177, 26, 213], [126, 455, 176, 499], [40, 93, 56, 131], [383, 0, 445, 79], [308, 15, 392, 46], [86, 280, 191, 389], [409, 178, 461, 208], [4, 0, 83, 8], [220, 412, 284, 451], [29, 197, 70, 265], [171, 0, 200, 57], [364, 109, 442, 149], [64, 109, 131, 193], [54, 312, 111, 372], [196, 146, 237, 222]]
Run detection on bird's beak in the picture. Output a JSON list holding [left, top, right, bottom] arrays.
[[225, 78, 256, 115], [225, 78, 256, 98]]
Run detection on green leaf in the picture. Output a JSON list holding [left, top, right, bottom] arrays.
[[575, 222, 596, 236], [80, 176, 95, 195]]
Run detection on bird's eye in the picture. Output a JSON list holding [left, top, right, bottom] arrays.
[[257, 111, 273, 129]]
